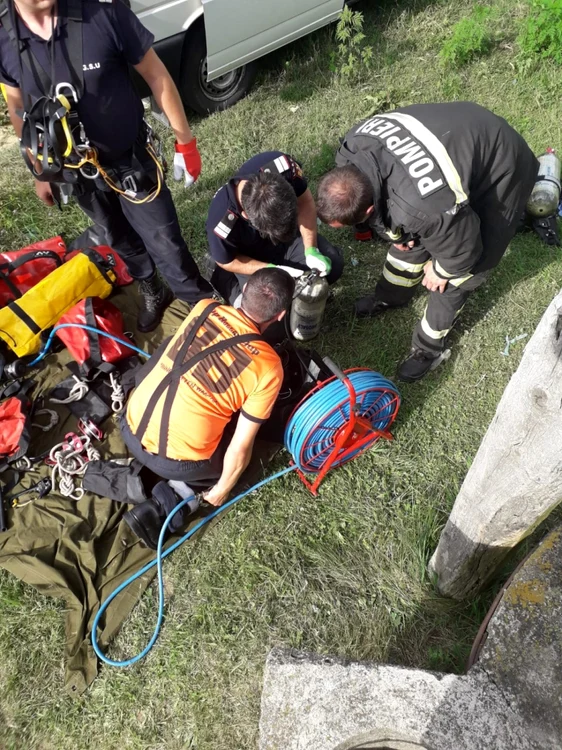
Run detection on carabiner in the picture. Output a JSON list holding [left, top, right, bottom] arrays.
[[55, 82, 79, 104], [79, 163, 100, 180]]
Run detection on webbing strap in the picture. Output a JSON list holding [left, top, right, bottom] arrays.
[[134, 301, 221, 443], [155, 332, 259, 456], [0, 249, 63, 274], [0, 249, 63, 301], [0, 269, 22, 301], [82, 296, 101, 375], [0, 0, 84, 100], [7, 301, 41, 334]]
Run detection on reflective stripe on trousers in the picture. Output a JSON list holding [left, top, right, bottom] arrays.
[[375, 245, 429, 304], [412, 271, 490, 353]]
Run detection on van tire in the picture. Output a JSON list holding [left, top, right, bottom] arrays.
[[179, 22, 257, 115]]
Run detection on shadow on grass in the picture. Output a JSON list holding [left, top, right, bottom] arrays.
[[388, 500, 562, 675], [325, 227, 560, 429]]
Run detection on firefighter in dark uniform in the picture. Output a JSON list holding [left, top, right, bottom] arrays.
[[316, 102, 539, 382], [0, 0, 214, 332], [206, 150, 344, 305]]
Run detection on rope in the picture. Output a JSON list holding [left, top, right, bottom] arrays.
[[62, 142, 164, 205], [49, 435, 98, 501], [109, 372, 125, 414], [49, 375, 89, 404], [31, 408, 59, 432]]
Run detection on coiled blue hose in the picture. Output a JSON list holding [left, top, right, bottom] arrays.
[[26, 325, 400, 666], [285, 370, 400, 473]]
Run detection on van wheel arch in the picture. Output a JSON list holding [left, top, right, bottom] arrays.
[[179, 17, 257, 115]]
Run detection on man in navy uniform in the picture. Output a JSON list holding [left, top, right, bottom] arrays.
[[206, 151, 344, 305], [0, 0, 214, 331]]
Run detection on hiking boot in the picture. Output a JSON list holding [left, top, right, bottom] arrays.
[[124, 481, 198, 549], [137, 274, 173, 333], [397, 348, 451, 383], [354, 295, 391, 318]]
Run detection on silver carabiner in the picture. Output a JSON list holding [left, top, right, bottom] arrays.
[[79, 160, 100, 180], [55, 82, 79, 104]]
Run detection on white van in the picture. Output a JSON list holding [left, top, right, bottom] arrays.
[[131, 0, 345, 114]]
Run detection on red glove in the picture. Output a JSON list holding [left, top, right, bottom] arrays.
[[173, 138, 201, 187]]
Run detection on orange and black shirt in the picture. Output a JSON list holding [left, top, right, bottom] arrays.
[[126, 300, 283, 461]]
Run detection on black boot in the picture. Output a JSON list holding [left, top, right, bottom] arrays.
[[397, 348, 451, 383], [124, 481, 198, 549], [355, 295, 392, 318], [137, 274, 174, 333]]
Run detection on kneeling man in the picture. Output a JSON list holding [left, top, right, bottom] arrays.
[[206, 150, 344, 304], [120, 268, 293, 544]]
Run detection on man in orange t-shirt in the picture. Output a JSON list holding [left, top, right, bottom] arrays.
[[121, 268, 294, 526]]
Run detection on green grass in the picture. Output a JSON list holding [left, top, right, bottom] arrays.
[[1, 0, 562, 747]]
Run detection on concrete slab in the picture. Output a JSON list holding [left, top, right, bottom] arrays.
[[259, 649, 534, 750]]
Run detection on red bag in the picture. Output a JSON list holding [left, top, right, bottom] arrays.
[[0, 394, 31, 464], [0, 236, 67, 307], [56, 297, 136, 377], [64, 245, 133, 287]]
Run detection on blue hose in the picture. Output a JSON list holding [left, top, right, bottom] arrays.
[[91, 465, 296, 667], [285, 370, 400, 473], [26, 325, 400, 666], [27, 323, 150, 367]]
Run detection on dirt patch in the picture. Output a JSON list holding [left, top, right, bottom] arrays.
[[0, 125, 18, 152]]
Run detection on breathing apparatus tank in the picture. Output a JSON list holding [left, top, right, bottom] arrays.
[[527, 148, 561, 218], [290, 270, 329, 341]]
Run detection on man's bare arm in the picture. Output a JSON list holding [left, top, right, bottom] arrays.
[[217, 255, 270, 277], [297, 188, 318, 249], [134, 48, 193, 145], [203, 415, 262, 506]]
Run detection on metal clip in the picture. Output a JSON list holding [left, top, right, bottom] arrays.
[[55, 82, 79, 104], [77, 418, 103, 443], [122, 175, 138, 194]]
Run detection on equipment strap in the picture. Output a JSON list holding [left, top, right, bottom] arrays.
[[0, 249, 64, 274], [81, 296, 101, 375], [133, 301, 263, 456], [0, 250, 64, 301], [7, 301, 41, 334], [0, 0, 84, 100]]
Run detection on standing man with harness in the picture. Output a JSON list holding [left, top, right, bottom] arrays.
[[316, 102, 538, 381], [0, 0, 214, 332], [120, 267, 293, 547]]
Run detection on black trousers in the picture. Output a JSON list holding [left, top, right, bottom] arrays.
[[373, 243, 490, 353], [120, 416, 227, 489], [74, 153, 214, 304], [209, 234, 345, 305]]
